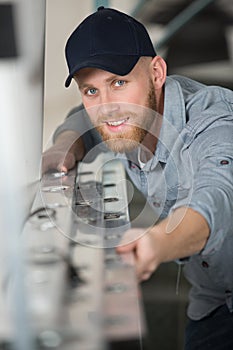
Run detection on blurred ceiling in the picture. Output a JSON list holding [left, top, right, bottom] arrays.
[[135, 0, 233, 88]]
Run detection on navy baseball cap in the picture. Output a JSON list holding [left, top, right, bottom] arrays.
[[65, 7, 156, 87]]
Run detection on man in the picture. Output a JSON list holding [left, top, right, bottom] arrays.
[[42, 7, 233, 350]]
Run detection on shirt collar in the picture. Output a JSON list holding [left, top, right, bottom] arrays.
[[118, 76, 187, 170]]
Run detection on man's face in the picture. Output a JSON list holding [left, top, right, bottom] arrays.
[[75, 58, 158, 153]]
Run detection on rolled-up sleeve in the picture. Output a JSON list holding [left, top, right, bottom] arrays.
[[180, 125, 233, 255]]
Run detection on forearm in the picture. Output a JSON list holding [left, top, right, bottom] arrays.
[[42, 130, 85, 173], [117, 207, 210, 281], [53, 130, 85, 162], [151, 207, 210, 263]]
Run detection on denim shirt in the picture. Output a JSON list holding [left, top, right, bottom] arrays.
[[54, 75, 233, 320]]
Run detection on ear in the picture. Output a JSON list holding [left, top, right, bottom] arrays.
[[150, 56, 167, 89]]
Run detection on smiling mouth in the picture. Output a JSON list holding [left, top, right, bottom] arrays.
[[105, 118, 129, 127]]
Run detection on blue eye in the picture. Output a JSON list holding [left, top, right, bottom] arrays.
[[115, 80, 125, 87], [87, 88, 97, 95]]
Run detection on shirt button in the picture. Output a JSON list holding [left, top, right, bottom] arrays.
[[153, 201, 161, 207], [225, 290, 231, 294], [220, 159, 229, 165], [201, 261, 209, 268]]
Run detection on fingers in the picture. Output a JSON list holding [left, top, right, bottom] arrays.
[[116, 240, 137, 254], [61, 151, 76, 172], [140, 271, 153, 281], [116, 228, 146, 249], [135, 249, 156, 282], [57, 164, 68, 173], [42, 149, 76, 174], [116, 228, 159, 282], [116, 240, 154, 281]]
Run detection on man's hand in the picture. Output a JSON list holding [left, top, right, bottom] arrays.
[[42, 146, 76, 174], [116, 228, 162, 281], [41, 130, 85, 174], [116, 207, 210, 282]]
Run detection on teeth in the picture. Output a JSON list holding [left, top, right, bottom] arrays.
[[107, 119, 127, 126]]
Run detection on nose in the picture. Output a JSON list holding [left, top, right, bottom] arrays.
[[98, 91, 120, 116], [98, 102, 120, 117]]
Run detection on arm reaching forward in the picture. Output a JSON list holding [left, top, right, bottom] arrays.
[[42, 130, 85, 174], [116, 207, 210, 281]]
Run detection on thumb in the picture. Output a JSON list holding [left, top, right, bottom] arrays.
[[116, 239, 137, 254], [58, 163, 68, 173], [58, 151, 76, 173], [116, 228, 145, 253]]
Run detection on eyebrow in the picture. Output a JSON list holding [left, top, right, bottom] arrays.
[[105, 74, 120, 82], [77, 74, 125, 90], [78, 82, 94, 90]]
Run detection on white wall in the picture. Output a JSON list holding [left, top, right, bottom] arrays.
[[0, 1, 46, 343], [0, 0, 45, 229], [43, 0, 141, 149]]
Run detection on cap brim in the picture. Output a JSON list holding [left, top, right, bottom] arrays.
[[65, 55, 140, 87]]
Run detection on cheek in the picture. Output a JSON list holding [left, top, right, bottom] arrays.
[[124, 86, 149, 106], [84, 105, 102, 126], [82, 100, 96, 117], [86, 111, 97, 125], [82, 98, 95, 110]]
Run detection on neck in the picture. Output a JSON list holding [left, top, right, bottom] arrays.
[[140, 88, 164, 161]]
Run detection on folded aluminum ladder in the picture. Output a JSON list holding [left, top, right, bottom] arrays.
[[4, 153, 146, 350]]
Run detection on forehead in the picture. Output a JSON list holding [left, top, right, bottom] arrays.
[[75, 67, 118, 83], [74, 57, 151, 85]]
